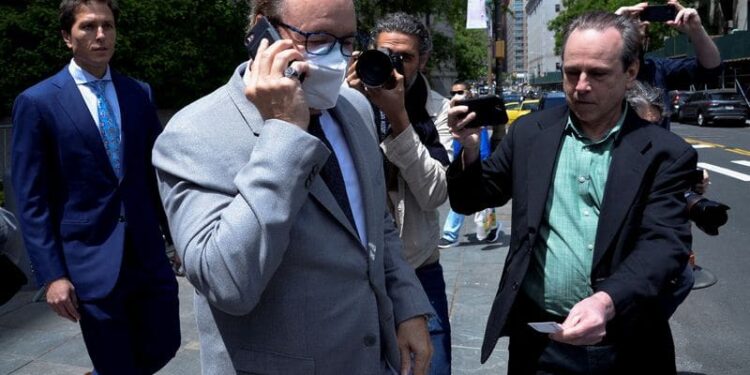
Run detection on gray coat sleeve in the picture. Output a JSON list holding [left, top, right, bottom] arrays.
[[154, 113, 329, 316]]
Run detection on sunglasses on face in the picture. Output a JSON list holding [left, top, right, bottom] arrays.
[[450, 90, 466, 96]]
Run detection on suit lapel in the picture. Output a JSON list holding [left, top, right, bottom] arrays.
[[54, 68, 117, 180], [526, 106, 568, 244], [592, 111, 651, 270], [112, 71, 131, 182]]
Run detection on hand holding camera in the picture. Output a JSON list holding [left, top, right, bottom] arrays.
[[347, 48, 410, 133], [686, 169, 730, 236], [615, 1, 702, 35]]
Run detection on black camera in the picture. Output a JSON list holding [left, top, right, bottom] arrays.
[[686, 169, 730, 236], [355, 48, 404, 89]]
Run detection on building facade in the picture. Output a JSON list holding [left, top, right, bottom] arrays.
[[506, 0, 527, 81], [525, 0, 563, 79]]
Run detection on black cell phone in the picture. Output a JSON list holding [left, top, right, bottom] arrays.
[[245, 16, 282, 59], [456, 95, 508, 128], [639, 5, 677, 22]]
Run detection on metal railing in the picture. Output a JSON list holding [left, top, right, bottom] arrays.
[[737, 78, 750, 108]]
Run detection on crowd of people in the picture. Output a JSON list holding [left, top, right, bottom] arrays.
[[5, 0, 725, 374]]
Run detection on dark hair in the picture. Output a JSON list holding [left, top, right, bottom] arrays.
[[374, 12, 432, 56], [247, 0, 285, 32], [561, 11, 641, 72], [59, 0, 119, 34], [452, 80, 470, 89]]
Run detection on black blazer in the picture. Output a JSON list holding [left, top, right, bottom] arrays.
[[448, 104, 696, 368]]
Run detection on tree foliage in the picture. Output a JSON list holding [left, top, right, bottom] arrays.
[[1, 0, 249, 116], [354, 0, 488, 81], [444, 0, 490, 81], [1, 0, 497, 116]]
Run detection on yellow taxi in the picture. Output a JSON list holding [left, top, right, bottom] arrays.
[[506, 99, 539, 125]]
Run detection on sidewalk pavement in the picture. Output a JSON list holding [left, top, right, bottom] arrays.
[[0, 203, 512, 374]]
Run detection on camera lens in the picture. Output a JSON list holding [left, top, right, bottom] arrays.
[[356, 49, 395, 88]]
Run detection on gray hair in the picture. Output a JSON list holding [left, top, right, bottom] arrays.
[[247, 0, 285, 31], [374, 12, 432, 56], [561, 11, 642, 72], [627, 80, 665, 116]]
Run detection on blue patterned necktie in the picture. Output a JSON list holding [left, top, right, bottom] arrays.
[[87, 80, 121, 176]]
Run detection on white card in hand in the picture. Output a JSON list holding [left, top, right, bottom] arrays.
[[528, 321, 563, 333]]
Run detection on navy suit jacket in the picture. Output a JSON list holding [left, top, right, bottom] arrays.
[[448, 104, 696, 369], [11, 66, 171, 300]]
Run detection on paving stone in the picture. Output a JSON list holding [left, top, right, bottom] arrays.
[[0, 353, 31, 374], [6, 360, 89, 375]]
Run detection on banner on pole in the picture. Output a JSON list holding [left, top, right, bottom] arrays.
[[466, 0, 488, 29]]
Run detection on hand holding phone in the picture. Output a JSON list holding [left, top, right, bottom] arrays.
[[245, 16, 283, 59], [455, 95, 508, 128], [528, 321, 563, 334], [243, 16, 309, 128], [639, 4, 677, 22]]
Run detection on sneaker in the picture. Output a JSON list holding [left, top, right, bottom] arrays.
[[484, 226, 501, 243], [438, 238, 459, 249]]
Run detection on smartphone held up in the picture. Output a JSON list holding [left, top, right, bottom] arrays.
[[639, 4, 677, 23], [456, 95, 508, 128]]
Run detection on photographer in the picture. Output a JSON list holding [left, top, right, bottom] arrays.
[[616, 0, 722, 129], [346, 12, 451, 375], [627, 80, 729, 316], [627, 81, 729, 239]]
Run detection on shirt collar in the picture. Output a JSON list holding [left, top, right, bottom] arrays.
[[566, 102, 628, 145], [68, 58, 112, 85]]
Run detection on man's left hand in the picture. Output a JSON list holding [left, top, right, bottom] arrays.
[[397, 315, 433, 375], [550, 291, 615, 346]]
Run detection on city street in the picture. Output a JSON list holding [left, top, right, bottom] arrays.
[[669, 121, 750, 375], [1, 121, 749, 374]]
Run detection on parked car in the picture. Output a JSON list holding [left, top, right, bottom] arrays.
[[677, 89, 749, 126], [538, 91, 567, 111], [507, 99, 540, 126], [668, 90, 693, 120]]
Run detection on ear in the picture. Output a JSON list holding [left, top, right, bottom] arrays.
[[625, 59, 640, 89], [61, 30, 73, 49], [419, 51, 430, 71]]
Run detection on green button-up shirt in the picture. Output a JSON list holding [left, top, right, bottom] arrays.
[[522, 107, 627, 316]]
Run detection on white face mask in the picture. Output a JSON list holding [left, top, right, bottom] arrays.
[[302, 47, 348, 110]]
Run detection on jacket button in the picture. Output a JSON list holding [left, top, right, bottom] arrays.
[[363, 334, 377, 347], [512, 282, 519, 291], [118, 215, 126, 223]]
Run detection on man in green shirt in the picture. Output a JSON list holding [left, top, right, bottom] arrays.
[[446, 11, 696, 375]]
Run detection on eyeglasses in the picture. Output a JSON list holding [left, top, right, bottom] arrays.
[[450, 90, 466, 96], [272, 20, 358, 57]]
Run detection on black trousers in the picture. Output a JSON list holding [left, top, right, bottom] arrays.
[[506, 293, 675, 375], [78, 242, 180, 375]]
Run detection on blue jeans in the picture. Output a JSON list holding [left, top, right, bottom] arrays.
[[441, 209, 464, 242], [415, 262, 451, 375]]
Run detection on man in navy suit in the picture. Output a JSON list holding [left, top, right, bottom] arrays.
[[11, 1, 180, 374]]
